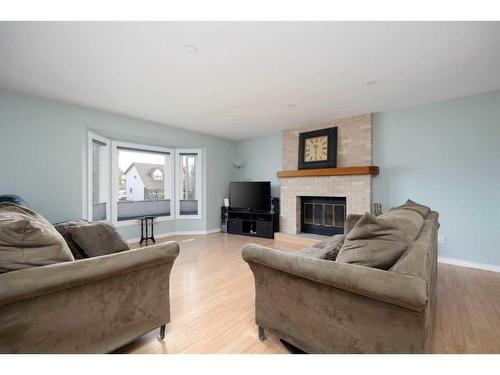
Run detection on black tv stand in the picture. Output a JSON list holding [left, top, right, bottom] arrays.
[[225, 208, 279, 239]]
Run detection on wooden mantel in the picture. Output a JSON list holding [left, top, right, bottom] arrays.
[[276, 166, 379, 178]]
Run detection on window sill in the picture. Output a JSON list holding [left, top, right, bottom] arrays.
[[114, 215, 174, 227], [175, 215, 202, 220]]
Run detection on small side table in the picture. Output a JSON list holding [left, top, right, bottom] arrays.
[[140, 216, 157, 246]]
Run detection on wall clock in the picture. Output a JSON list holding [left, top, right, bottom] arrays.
[[298, 127, 337, 169]]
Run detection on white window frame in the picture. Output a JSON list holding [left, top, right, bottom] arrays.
[[111, 140, 175, 225], [87, 131, 110, 222], [175, 148, 203, 220], [85, 132, 205, 226]]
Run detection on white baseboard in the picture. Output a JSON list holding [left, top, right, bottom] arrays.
[[126, 228, 221, 244], [206, 228, 222, 234], [438, 256, 500, 273]]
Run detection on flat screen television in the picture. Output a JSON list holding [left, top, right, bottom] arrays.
[[229, 181, 271, 211]]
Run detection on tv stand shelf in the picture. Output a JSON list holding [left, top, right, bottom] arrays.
[[226, 209, 279, 239]]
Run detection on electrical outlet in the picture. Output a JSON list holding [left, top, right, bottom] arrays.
[[438, 235, 445, 245]]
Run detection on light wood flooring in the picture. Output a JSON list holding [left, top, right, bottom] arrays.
[[117, 233, 500, 354]]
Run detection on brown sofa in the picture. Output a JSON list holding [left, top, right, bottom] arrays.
[[0, 241, 179, 353], [242, 210, 439, 353]]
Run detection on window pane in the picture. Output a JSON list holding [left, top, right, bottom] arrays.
[[181, 155, 196, 200], [179, 154, 198, 215], [91, 141, 106, 221], [117, 148, 171, 221], [91, 142, 101, 205], [92, 202, 106, 222]]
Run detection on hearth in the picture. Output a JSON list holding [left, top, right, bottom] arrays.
[[300, 196, 346, 236]]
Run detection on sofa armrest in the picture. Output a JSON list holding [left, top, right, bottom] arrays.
[[344, 214, 363, 234], [0, 241, 180, 306], [242, 244, 427, 312]]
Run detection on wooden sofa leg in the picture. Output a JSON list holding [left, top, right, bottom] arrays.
[[159, 325, 166, 340], [258, 326, 266, 341]]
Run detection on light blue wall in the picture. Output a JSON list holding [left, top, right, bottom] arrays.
[[0, 89, 236, 239], [235, 132, 282, 197], [233, 90, 500, 266], [2, 88, 499, 264], [373, 90, 500, 266]]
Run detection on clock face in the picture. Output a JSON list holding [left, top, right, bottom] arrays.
[[304, 136, 328, 162]]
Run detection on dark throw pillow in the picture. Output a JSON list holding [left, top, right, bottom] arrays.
[[0, 194, 28, 207], [53, 220, 89, 259], [336, 209, 424, 270], [66, 222, 129, 258]]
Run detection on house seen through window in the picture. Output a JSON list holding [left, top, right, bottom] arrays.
[[117, 147, 172, 221]]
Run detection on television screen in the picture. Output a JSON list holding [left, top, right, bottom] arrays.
[[230, 181, 271, 211]]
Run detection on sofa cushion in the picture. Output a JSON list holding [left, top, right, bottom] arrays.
[[391, 199, 430, 219], [53, 220, 89, 259], [313, 240, 327, 249], [297, 235, 345, 260], [313, 234, 345, 249], [336, 209, 424, 270], [66, 222, 129, 258], [390, 219, 434, 282], [321, 235, 345, 261], [0, 203, 74, 273]]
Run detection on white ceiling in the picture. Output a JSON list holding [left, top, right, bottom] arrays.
[[1, 22, 499, 140]]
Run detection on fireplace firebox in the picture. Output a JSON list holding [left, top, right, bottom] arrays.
[[300, 196, 346, 236]]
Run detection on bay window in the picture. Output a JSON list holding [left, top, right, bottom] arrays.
[[87, 133, 203, 224]]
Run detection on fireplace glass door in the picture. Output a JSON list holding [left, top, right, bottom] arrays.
[[301, 196, 346, 236]]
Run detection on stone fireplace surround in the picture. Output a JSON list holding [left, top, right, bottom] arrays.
[[279, 114, 373, 235]]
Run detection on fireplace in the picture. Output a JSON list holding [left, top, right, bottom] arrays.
[[300, 196, 346, 236]]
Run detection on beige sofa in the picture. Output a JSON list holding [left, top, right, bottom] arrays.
[[0, 241, 179, 353], [242, 210, 439, 353]]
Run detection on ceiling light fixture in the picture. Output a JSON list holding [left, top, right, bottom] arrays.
[[365, 80, 379, 87], [184, 44, 198, 54]]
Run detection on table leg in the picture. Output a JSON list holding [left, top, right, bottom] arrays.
[[140, 218, 145, 245], [151, 218, 156, 243]]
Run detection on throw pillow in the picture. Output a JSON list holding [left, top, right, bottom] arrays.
[[313, 240, 327, 249], [391, 199, 430, 219], [336, 209, 424, 270], [322, 235, 345, 261], [0, 203, 74, 273], [53, 219, 89, 259], [66, 222, 129, 258], [0, 194, 28, 207]]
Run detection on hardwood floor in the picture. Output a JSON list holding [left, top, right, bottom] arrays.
[[433, 263, 500, 353], [117, 233, 500, 354]]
